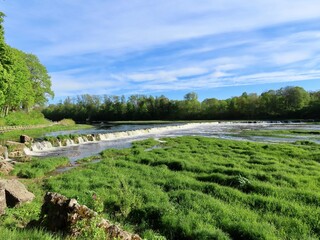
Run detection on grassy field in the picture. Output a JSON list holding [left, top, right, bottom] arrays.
[[0, 124, 93, 142], [2, 136, 320, 239]]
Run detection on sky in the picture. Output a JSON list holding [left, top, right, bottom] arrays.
[[1, 0, 320, 103]]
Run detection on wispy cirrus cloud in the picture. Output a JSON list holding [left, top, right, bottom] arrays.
[[1, 0, 320, 100]]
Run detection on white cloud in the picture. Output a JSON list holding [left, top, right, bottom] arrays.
[[1, 0, 320, 99], [272, 51, 311, 65]]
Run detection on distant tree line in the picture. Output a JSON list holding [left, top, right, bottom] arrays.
[[0, 12, 54, 116], [43, 86, 320, 122]]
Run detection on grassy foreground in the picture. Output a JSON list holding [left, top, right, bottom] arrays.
[[2, 136, 320, 239]]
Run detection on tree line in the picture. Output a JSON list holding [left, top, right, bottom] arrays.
[[43, 86, 320, 122], [0, 12, 54, 116]]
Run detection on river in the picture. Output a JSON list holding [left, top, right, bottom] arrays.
[[26, 121, 320, 162]]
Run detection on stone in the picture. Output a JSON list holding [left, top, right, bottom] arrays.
[[0, 179, 35, 207], [0, 161, 14, 175], [38, 192, 141, 239], [20, 135, 33, 143], [0, 181, 6, 215], [0, 145, 8, 159]]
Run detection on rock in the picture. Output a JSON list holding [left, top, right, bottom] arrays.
[[0, 182, 6, 215], [6, 141, 25, 151], [0, 161, 14, 175], [0, 145, 8, 159], [38, 192, 141, 240], [20, 135, 33, 143], [6, 141, 27, 160], [0, 179, 35, 207]]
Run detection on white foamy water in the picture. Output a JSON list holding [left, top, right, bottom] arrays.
[[25, 122, 320, 162]]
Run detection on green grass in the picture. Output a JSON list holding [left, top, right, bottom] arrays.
[[241, 129, 320, 138], [0, 177, 62, 239], [0, 124, 93, 142], [1, 111, 50, 126], [0, 226, 60, 240], [41, 136, 320, 240], [11, 157, 70, 178]]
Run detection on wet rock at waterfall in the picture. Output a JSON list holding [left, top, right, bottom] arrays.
[[20, 135, 33, 143]]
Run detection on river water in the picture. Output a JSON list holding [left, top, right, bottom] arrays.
[[26, 122, 320, 162]]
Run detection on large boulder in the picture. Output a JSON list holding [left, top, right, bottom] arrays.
[[0, 161, 14, 175], [0, 179, 35, 207], [20, 135, 33, 143], [0, 145, 8, 159], [38, 192, 141, 240], [0, 181, 6, 215], [6, 141, 26, 159]]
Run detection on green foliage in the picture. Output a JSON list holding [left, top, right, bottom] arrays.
[[44, 136, 320, 239], [11, 157, 69, 178], [0, 227, 60, 240], [43, 86, 320, 122], [3, 110, 50, 126], [72, 216, 107, 240], [0, 123, 92, 142], [0, 12, 53, 116], [58, 118, 76, 126]]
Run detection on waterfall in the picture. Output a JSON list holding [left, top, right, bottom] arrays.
[[83, 136, 89, 142], [78, 137, 84, 144], [66, 139, 74, 146], [31, 141, 53, 151], [24, 122, 228, 154]]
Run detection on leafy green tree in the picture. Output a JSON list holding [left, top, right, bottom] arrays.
[[24, 53, 54, 106], [181, 92, 201, 119], [5, 47, 34, 112], [280, 86, 310, 113], [0, 13, 14, 115]]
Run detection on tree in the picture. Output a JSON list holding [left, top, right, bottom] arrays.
[[280, 86, 310, 113], [0, 13, 14, 115], [181, 92, 201, 119], [24, 53, 54, 106], [0, 12, 53, 115], [4, 47, 34, 112]]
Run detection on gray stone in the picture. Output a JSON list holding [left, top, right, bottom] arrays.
[[20, 135, 33, 143], [0, 181, 6, 215], [0, 179, 35, 207], [0, 161, 14, 175]]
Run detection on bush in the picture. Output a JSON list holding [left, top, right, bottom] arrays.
[[58, 118, 75, 126]]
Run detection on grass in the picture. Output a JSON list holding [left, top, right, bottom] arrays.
[[0, 226, 60, 240], [40, 136, 320, 240], [0, 157, 69, 240], [0, 124, 93, 142], [11, 157, 70, 178], [1, 111, 50, 126], [2, 136, 320, 239], [241, 129, 320, 138]]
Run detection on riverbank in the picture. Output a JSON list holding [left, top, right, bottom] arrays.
[[1, 136, 320, 239]]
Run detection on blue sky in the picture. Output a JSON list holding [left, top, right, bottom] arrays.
[[1, 0, 320, 102]]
